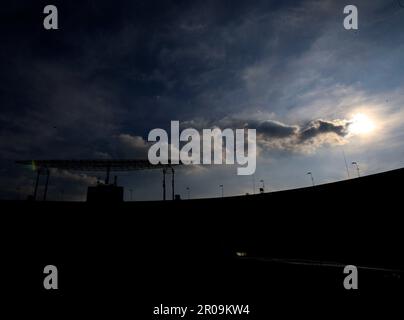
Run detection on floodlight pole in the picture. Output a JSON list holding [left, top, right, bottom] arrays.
[[219, 184, 224, 198], [162, 168, 167, 201], [260, 179, 265, 192], [171, 167, 175, 200], [33, 169, 41, 201], [342, 149, 350, 179], [105, 165, 111, 184], [252, 175, 256, 194], [43, 168, 50, 201], [307, 172, 315, 187], [352, 162, 360, 177]]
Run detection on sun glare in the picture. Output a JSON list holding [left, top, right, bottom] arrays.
[[348, 113, 375, 135]]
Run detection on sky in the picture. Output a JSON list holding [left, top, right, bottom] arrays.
[[1, 0, 404, 201]]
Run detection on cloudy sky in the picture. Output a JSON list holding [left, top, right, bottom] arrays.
[[1, 0, 404, 201]]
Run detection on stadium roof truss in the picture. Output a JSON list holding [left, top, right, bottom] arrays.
[[16, 159, 178, 171], [16, 159, 181, 201]]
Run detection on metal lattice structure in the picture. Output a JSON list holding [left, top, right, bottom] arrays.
[[16, 159, 181, 201], [16, 159, 177, 171]]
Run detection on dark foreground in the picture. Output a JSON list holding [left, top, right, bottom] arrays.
[[1, 168, 404, 317]]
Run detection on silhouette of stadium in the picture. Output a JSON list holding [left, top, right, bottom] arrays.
[[3, 163, 403, 295]]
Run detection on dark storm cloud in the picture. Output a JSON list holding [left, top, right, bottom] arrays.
[[255, 120, 299, 139], [254, 118, 350, 145], [1, 0, 312, 163], [1, 0, 398, 155], [182, 118, 298, 138], [182, 116, 350, 151], [298, 119, 349, 142], [254, 118, 351, 153]]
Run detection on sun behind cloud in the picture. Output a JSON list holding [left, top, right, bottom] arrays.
[[348, 113, 376, 136]]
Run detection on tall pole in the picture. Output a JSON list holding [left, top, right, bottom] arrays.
[[307, 172, 315, 186], [105, 166, 111, 184], [162, 168, 167, 201], [342, 149, 350, 179], [252, 175, 256, 194], [33, 169, 40, 201], [43, 168, 50, 201], [171, 167, 175, 200], [352, 162, 360, 177]]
